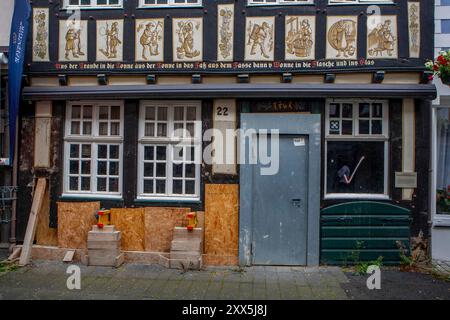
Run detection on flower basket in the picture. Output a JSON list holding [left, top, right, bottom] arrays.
[[425, 50, 450, 84]]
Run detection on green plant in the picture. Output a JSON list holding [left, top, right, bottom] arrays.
[[355, 256, 384, 275], [0, 261, 18, 275]]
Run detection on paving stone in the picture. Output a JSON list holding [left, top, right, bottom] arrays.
[[239, 282, 254, 300], [265, 282, 282, 300], [252, 283, 267, 300], [279, 283, 299, 300], [219, 282, 240, 300], [203, 281, 223, 300]]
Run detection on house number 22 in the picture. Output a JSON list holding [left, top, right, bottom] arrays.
[[216, 106, 229, 116]]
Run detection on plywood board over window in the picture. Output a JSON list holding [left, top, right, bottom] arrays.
[[57, 202, 100, 249], [111, 208, 145, 251], [204, 184, 239, 266]]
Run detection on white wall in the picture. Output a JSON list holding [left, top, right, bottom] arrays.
[[0, 0, 14, 48]]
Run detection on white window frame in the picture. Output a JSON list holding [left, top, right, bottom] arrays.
[[63, 101, 124, 199], [63, 0, 123, 10], [328, 0, 394, 5], [431, 105, 450, 226], [137, 101, 202, 202], [248, 0, 313, 6], [324, 98, 390, 200], [139, 0, 202, 8]]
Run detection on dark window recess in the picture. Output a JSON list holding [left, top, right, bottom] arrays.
[[327, 141, 385, 194]]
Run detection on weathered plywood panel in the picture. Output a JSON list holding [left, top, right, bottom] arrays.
[[57, 202, 99, 249], [111, 208, 145, 251], [35, 185, 57, 246], [203, 254, 238, 266], [144, 207, 191, 252], [205, 184, 239, 258]]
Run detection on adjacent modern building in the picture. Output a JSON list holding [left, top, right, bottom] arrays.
[[15, 0, 437, 266], [431, 0, 450, 270]]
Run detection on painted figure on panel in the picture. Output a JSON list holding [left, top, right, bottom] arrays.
[[247, 21, 274, 59], [368, 20, 397, 57], [65, 20, 85, 60], [138, 21, 163, 60], [327, 19, 357, 58], [176, 20, 201, 59], [99, 21, 122, 59], [286, 17, 313, 58], [33, 10, 48, 60], [219, 7, 233, 59], [409, 4, 420, 54]]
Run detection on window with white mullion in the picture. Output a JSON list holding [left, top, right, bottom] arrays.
[[325, 99, 389, 199], [64, 102, 123, 197], [140, 0, 202, 8], [138, 101, 201, 200], [65, 0, 122, 8], [248, 0, 313, 5]]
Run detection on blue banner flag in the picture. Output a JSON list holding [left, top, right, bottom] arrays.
[[8, 0, 31, 162]]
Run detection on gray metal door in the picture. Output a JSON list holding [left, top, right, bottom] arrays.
[[252, 134, 309, 265]]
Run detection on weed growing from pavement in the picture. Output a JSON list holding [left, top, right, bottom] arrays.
[[0, 261, 19, 275]]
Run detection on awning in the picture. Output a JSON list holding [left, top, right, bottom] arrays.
[[22, 83, 437, 101]]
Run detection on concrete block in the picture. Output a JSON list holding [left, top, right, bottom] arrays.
[[173, 227, 203, 241], [87, 240, 121, 250], [171, 239, 202, 252], [87, 231, 121, 242]]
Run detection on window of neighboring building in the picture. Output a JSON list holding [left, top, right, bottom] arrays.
[[63, 0, 122, 9], [139, 0, 202, 7], [138, 101, 202, 201], [442, 20, 450, 34], [248, 0, 313, 5], [64, 102, 123, 198], [442, 0, 450, 6], [436, 108, 450, 215], [329, 0, 393, 4], [325, 99, 389, 199]]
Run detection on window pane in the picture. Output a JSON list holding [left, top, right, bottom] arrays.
[[186, 123, 195, 137], [82, 144, 91, 158], [69, 177, 78, 191], [436, 108, 450, 215], [372, 103, 383, 118], [185, 180, 195, 195], [156, 146, 166, 160], [157, 123, 167, 137], [146, 107, 156, 120], [99, 106, 109, 120], [187, 107, 197, 121], [70, 144, 79, 158], [72, 106, 81, 119], [97, 178, 107, 192], [98, 145, 107, 159], [326, 141, 385, 194], [109, 162, 119, 176], [70, 161, 79, 174], [110, 122, 120, 136], [186, 146, 195, 161], [83, 122, 92, 135], [174, 123, 184, 137], [372, 120, 382, 135], [173, 180, 183, 194], [359, 103, 370, 118], [174, 107, 184, 121], [156, 163, 166, 177], [81, 177, 90, 191], [109, 178, 119, 192], [342, 104, 353, 118], [329, 103, 340, 118], [71, 121, 80, 135], [144, 180, 154, 193], [329, 120, 340, 135], [173, 164, 183, 178], [359, 120, 370, 135], [144, 163, 154, 177], [81, 161, 91, 174], [158, 107, 168, 121], [342, 120, 353, 135], [145, 123, 155, 136], [83, 106, 92, 119], [110, 145, 119, 159], [99, 122, 108, 136], [156, 180, 166, 193], [111, 106, 120, 120], [144, 146, 154, 161], [98, 161, 107, 175], [185, 163, 195, 178]]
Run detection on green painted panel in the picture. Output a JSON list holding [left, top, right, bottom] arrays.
[[321, 249, 403, 264], [321, 201, 410, 215], [321, 238, 409, 249], [321, 215, 411, 226], [322, 226, 410, 238]]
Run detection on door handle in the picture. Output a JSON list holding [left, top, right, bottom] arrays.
[[291, 199, 302, 207]]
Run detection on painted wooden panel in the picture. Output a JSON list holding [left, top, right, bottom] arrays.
[[110, 208, 145, 251], [32, 7, 49, 62], [205, 184, 239, 258], [144, 207, 191, 252], [57, 201, 99, 249], [321, 201, 411, 265]]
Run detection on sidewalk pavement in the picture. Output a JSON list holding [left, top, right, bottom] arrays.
[[0, 260, 448, 300]]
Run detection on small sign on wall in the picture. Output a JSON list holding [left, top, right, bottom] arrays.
[[395, 172, 417, 189], [213, 99, 237, 175]]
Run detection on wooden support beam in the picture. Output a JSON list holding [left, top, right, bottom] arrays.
[[19, 178, 47, 266]]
